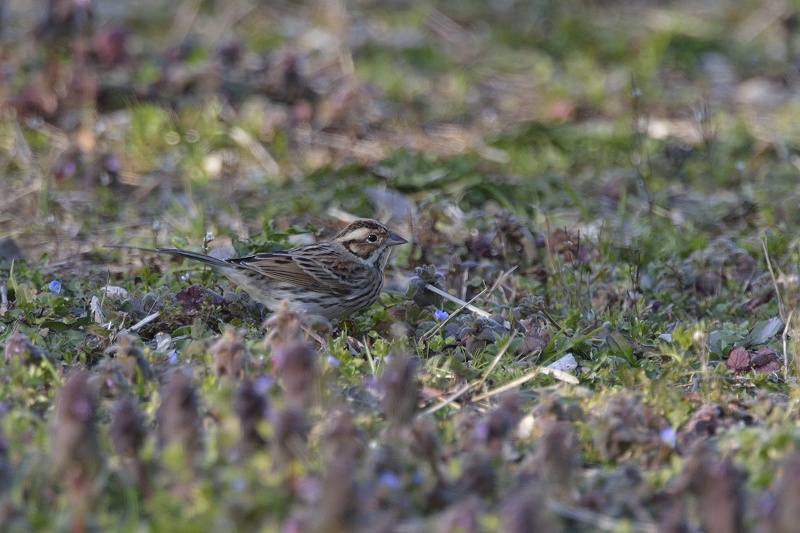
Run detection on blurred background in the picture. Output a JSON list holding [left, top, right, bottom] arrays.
[[1, 0, 798, 262]]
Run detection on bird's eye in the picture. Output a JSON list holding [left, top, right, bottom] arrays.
[[367, 234, 378, 243]]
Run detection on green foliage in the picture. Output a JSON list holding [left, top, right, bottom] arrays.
[[231, 222, 313, 256], [3, 0, 800, 530]]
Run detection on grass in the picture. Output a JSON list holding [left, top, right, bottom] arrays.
[[2, 0, 800, 531]]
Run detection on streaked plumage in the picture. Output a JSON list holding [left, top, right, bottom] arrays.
[[130, 219, 407, 320]]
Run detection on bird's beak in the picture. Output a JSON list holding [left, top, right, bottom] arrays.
[[387, 231, 408, 246]]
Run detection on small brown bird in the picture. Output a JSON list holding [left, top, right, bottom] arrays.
[[121, 219, 407, 320]]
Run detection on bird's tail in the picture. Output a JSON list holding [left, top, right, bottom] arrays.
[[108, 244, 230, 269], [155, 248, 230, 269]]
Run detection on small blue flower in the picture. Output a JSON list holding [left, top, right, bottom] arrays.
[[660, 426, 677, 448], [61, 161, 77, 177], [326, 354, 340, 367], [473, 421, 490, 442], [377, 471, 401, 490], [254, 375, 273, 394], [231, 477, 247, 492], [434, 309, 449, 321], [48, 280, 62, 294], [168, 350, 178, 364]]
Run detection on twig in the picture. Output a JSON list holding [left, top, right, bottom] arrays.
[[472, 364, 579, 402], [206, 0, 257, 46], [474, 333, 516, 391], [0, 183, 39, 211], [301, 325, 329, 348], [533, 301, 565, 333], [735, 0, 788, 43], [419, 286, 490, 342], [170, 0, 203, 44], [128, 312, 160, 332], [761, 234, 784, 318], [0, 279, 7, 316], [460, 266, 469, 301], [11, 116, 46, 215], [326, 207, 359, 224], [487, 266, 517, 296], [543, 216, 556, 276], [422, 382, 473, 415], [229, 126, 280, 177], [423, 334, 572, 414], [424, 283, 511, 329], [546, 499, 657, 533], [782, 310, 793, 380]]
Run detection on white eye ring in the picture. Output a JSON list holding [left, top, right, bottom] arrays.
[[367, 234, 378, 243]]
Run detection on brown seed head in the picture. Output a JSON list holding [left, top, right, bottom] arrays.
[[263, 300, 306, 352], [271, 406, 310, 468], [322, 406, 362, 464], [211, 325, 249, 382], [51, 370, 102, 533], [765, 451, 800, 533], [110, 395, 147, 459], [474, 392, 521, 456], [4, 331, 45, 363], [107, 333, 153, 384], [156, 370, 202, 460], [457, 452, 496, 499], [51, 370, 102, 477], [378, 352, 421, 434], [234, 377, 269, 455], [498, 482, 557, 532], [313, 453, 358, 533], [275, 340, 318, 410]]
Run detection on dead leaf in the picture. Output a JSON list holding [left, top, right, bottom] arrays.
[[726, 346, 750, 372]]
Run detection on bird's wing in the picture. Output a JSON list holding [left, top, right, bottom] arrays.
[[228, 248, 357, 296]]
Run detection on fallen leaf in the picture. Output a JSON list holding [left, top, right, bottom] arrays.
[[726, 346, 750, 372]]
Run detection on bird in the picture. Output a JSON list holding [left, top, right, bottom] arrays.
[[116, 219, 407, 320]]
